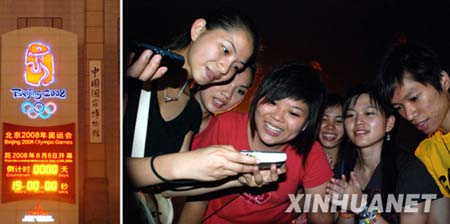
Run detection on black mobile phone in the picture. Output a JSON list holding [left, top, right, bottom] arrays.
[[130, 42, 185, 71]]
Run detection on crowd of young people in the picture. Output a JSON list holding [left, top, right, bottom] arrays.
[[122, 6, 450, 224]]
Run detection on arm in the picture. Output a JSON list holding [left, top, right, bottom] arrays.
[[291, 187, 305, 221], [178, 200, 209, 224], [427, 197, 450, 224], [164, 179, 242, 197], [164, 164, 286, 197], [401, 195, 450, 224], [125, 145, 259, 188], [336, 211, 355, 224], [123, 122, 194, 188], [400, 202, 427, 224], [304, 182, 333, 224], [179, 131, 194, 153]]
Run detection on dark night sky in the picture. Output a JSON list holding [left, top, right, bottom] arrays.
[[124, 0, 450, 148], [124, 0, 450, 93]]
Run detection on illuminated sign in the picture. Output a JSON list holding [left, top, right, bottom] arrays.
[[9, 42, 67, 119], [24, 42, 55, 86], [22, 204, 55, 222], [1, 27, 79, 222], [2, 123, 75, 203]]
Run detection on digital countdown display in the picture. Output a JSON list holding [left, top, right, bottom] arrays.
[[2, 123, 75, 203]]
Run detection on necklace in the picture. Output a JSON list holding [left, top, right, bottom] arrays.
[[354, 159, 376, 189], [163, 81, 189, 103]]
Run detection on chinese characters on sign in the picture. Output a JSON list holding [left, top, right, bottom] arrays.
[[89, 60, 102, 143], [2, 29, 79, 221], [2, 123, 75, 203]]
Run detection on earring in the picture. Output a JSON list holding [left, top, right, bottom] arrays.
[[386, 132, 391, 141], [301, 122, 309, 131]]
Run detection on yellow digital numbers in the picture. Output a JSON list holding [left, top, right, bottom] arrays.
[[44, 180, 57, 192], [26, 180, 40, 192], [32, 164, 58, 175], [12, 180, 23, 193], [11, 180, 58, 193]]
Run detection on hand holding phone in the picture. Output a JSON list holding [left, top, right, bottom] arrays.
[[131, 42, 185, 71], [240, 150, 287, 169]]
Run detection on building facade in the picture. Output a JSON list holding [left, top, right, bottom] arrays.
[[0, 0, 120, 223]]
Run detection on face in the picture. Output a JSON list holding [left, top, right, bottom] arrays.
[[391, 74, 450, 134], [319, 105, 345, 149], [198, 68, 252, 114], [188, 25, 254, 85], [254, 98, 309, 147], [344, 94, 393, 149]]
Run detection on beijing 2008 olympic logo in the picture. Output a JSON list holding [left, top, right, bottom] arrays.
[[10, 42, 67, 119], [24, 42, 55, 86]]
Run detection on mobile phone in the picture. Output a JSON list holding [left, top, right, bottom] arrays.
[[130, 42, 185, 71], [240, 150, 287, 169]]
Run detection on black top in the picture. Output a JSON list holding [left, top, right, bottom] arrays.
[[363, 162, 398, 223], [122, 73, 202, 224], [123, 78, 202, 157], [361, 151, 442, 223], [332, 150, 356, 179], [395, 150, 443, 200]]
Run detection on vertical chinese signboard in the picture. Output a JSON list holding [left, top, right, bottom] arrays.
[[1, 27, 78, 223], [89, 60, 102, 143]]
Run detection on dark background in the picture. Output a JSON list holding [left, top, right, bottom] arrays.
[[124, 0, 450, 148]]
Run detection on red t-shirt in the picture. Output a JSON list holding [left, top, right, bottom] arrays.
[[192, 112, 333, 223]]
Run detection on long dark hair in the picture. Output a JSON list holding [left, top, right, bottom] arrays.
[[249, 62, 326, 165], [165, 6, 260, 66], [321, 93, 355, 173], [343, 84, 398, 204]]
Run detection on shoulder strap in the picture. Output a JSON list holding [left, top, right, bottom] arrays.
[[131, 90, 151, 158], [130, 89, 175, 224]]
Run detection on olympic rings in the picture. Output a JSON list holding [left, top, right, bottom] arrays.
[[21, 101, 58, 119]]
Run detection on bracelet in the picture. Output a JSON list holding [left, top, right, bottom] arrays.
[[149, 154, 201, 187], [150, 154, 170, 182], [358, 206, 379, 224], [339, 211, 355, 219]]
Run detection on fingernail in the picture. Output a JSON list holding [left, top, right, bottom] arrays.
[[156, 55, 162, 63], [144, 50, 151, 60], [160, 67, 168, 73]]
